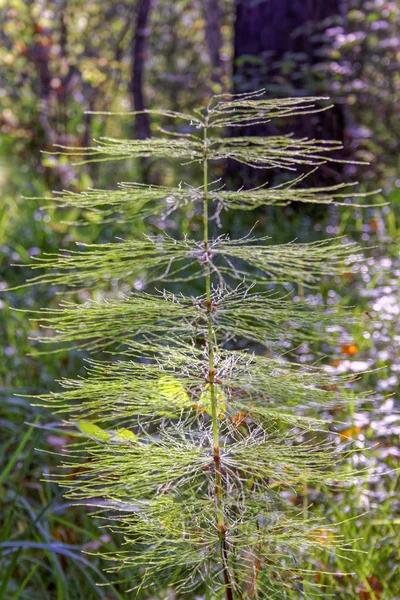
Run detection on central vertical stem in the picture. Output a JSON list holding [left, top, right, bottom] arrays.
[[203, 123, 233, 600]]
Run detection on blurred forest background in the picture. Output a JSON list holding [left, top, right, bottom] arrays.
[[1, 0, 400, 598]]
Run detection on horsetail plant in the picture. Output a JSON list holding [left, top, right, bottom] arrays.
[[22, 91, 373, 598]]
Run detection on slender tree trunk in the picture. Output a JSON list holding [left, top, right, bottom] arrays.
[[25, 33, 53, 146], [232, 0, 346, 187], [131, 0, 154, 139], [202, 0, 224, 88], [234, 0, 343, 65]]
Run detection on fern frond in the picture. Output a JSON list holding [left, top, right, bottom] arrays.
[[21, 235, 362, 291], [213, 176, 382, 210], [207, 92, 333, 128], [36, 182, 193, 224], [20, 236, 199, 289], [31, 285, 353, 351], [207, 135, 344, 169], [214, 236, 363, 285], [32, 339, 363, 426], [34, 177, 380, 230]]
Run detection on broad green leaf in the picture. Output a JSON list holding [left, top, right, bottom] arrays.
[[112, 428, 137, 444], [78, 420, 111, 442], [158, 375, 191, 410]]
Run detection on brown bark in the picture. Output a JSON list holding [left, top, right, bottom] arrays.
[[131, 0, 154, 139]]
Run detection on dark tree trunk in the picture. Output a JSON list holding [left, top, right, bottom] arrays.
[[25, 35, 53, 146], [203, 0, 224, 88], [131, 0, 154, 139], [234, 0, 344, 64], [232, 0, 346, 187]]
